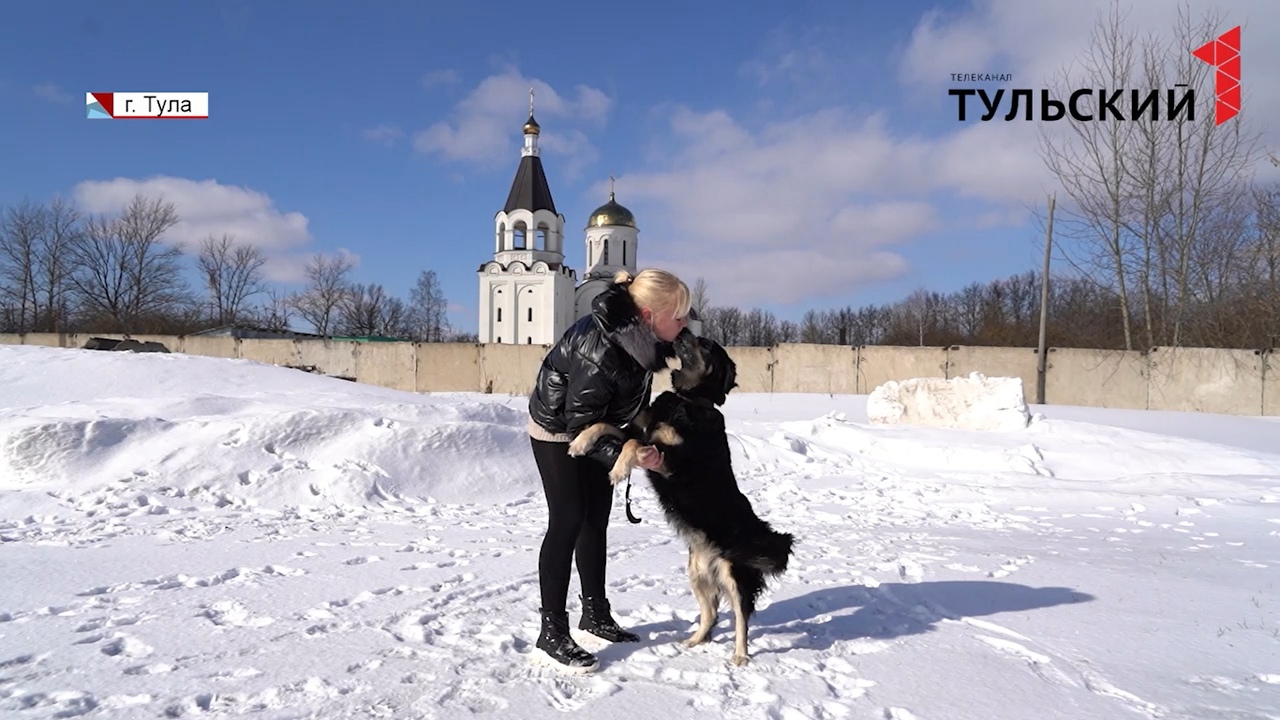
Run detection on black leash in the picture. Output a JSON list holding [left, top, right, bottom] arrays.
[[625, 474, 641, 524]]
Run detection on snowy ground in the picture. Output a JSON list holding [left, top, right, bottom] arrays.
[[1, 345, 1278, 719]]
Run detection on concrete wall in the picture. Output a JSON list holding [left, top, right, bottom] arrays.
[[946, 346, 1039, 400], [725, 346, 775, 393], [0, 333, 1274, 416], [1044, 348, 1149, 410], [1265, 350, 1280, 417], [857, 346, 948, 394], [772, 344, 858, 394], [417, 343, 482, 393], [1146, 346, 1265, 416]]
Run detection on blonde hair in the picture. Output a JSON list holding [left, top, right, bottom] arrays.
[[614, 268, 692, 320]]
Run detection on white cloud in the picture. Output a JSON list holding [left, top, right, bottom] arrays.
[[412, 67, 612, 179], [35, 83, 73, 105], [612, 105, 1052, 307], [71, 176, 330, 283], [422, 69, 460, 90], [363, 124, 404, 146]]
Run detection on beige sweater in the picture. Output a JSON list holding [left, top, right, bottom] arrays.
[[527, 416, 572, 443]]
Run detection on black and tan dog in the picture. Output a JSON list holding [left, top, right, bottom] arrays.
[[569, 330, 794, 666]]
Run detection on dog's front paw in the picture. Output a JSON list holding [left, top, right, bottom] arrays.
[[730, 654, 750, 667], [608, 466, 630, 485], [567, 435, 592, 457], [682, 636, 708, 648]]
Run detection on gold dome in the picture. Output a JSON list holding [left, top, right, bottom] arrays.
[[523, 114, 540, 135], [587, 193, 636, 228]]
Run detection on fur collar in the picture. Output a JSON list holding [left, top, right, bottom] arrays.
[[591, 282, 669, 372]]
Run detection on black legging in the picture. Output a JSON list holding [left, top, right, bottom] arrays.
[[530, 437, 615, 614]]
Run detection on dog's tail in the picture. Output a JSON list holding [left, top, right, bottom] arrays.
[[728, 528, 795, 576]]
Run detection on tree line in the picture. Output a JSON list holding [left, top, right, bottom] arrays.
[[0, 194, 473, 341]]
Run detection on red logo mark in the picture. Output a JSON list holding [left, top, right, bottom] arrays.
[[1191, 25, 1240, 125]]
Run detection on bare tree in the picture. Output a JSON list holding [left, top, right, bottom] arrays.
[[196, 234, 267, 326], [1038, 1, 1141, 349], [292, 252, 355, 335], [1040, 1, 1263, 349], [1156, 4, 1263, 346], [741, 308, 778, 346], [690, 277, 711, 317], [338, 283, 409, 337], [0, 201, 42, 331], [37, 198, 81, 332], [248, 290, 296, 333], [68, 194, 190, 332], [407, 269, 449, 342]]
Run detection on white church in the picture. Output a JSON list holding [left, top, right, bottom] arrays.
[[477, 97, 649, 345]]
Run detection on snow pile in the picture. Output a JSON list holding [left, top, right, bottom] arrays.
[[0, 346, 540, 512], [866, 372, 1031, 431]]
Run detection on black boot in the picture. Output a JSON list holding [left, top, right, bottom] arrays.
[[535, 609, 599, 673], [579, 596, 641, 643]]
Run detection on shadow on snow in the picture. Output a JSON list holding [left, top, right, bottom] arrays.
[[602, 580, 1095, 662]]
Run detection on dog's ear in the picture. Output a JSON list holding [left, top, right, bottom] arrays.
[[721, 352, 738, 397]]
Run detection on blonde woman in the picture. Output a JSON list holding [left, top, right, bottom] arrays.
[[526, 268, 692, 672]]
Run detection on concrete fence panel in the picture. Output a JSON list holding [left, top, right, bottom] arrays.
[[183, 336, 239, 359], [480, 343, 548, 395], [26, 332, 75, 348], [239, 339, 300, 367], [1265, 350, 1280, 416], [1044, 348, 1149, 410], [296, 340, 357, 378], [772, 344, 858, 394], [724, 346, 775, 393], [355, 342, 417, 393], [416, 343, 483, 392], [946, 345, 1039, 396], [1146, 346, 1264, 415], [857, 346, 948, 394]]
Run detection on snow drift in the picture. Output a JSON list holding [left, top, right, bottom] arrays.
[[866, 372, 1031, 432]]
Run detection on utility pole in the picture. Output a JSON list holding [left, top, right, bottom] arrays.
[[1035, 193, 1056, 405]]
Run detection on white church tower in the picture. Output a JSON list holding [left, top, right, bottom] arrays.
[[478, 90, 577, 345], [574, 179, 640, 318]]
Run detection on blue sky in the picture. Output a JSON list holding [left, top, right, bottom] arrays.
[[3, 0, 1277, 334]]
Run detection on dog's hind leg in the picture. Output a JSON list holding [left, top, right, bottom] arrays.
[[717, 561, 751, 666], [682, 541, 720, 648]]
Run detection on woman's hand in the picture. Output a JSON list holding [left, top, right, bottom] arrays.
[[635, 445, 664, 470]]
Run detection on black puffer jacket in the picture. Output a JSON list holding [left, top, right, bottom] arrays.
[[528, 281, 673, 469]]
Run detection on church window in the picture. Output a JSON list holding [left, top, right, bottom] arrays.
[[497, 308, 502, 321], [602, 238, 609, 265], [535, 226, 547, 250], [527, 337, 532, 344], [513, 222, 527, 249]]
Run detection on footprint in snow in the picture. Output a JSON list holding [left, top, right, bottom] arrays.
[[100, 633, 154, 658], [539, 675, 620, 713]]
